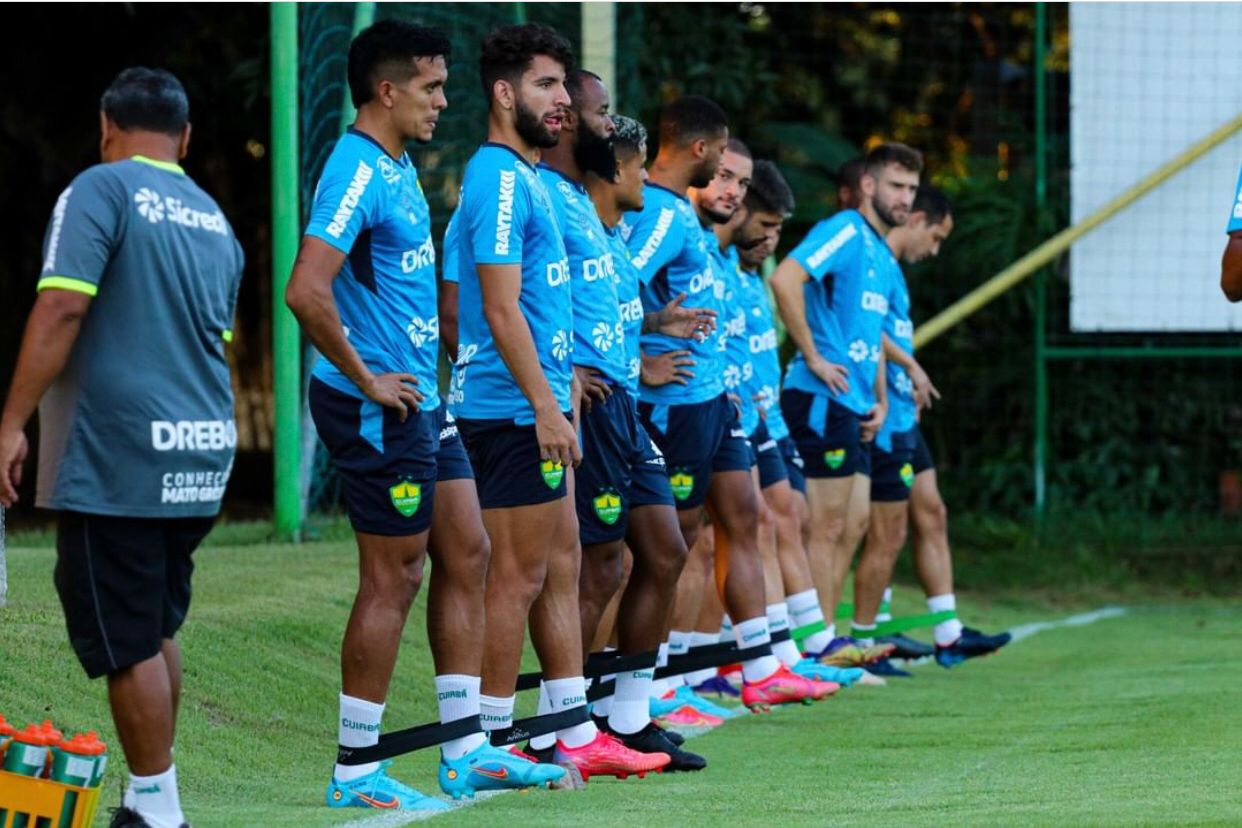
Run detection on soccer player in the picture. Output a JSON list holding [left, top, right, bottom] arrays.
[[1222, 163, 1242, 301], [770, 143, 924, 669], [853, 186, 1011, 666], [534, 74, 709, 770], [451, 24, 666, 780], [0, 67, 243, 828], [287, 23, 554, 809], [629, 106, 833, 710]]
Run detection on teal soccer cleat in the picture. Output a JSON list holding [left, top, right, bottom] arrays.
[[439, 742, 567, 800], [326, 760, 449, 811]]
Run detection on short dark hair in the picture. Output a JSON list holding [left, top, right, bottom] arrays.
[[100, 67, 189, 138], [836, 157, 866, 191], [658, 95, 728, 149], [480, 23, 574, 100], [611, 114, 647, 161], [745, 160, 795, 217], [565, 68, 603, 109], [726, 137, 751, 159], [912, 184, 951, 225], [348, 20, 451, 109], [865, 142, 924, 177]]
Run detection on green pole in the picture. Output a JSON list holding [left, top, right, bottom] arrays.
[[512, 2, 527, 24], [339, 3, 377, 134], [1032, 1, 1049, 519], [271, 3, 301, 540]]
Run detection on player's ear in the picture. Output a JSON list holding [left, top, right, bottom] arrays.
[[98, 111, 112, 160], [861, 171, 877, 199], [377, 78, 396, 110], [178, 122, 192, 161], [493, 79, 515, 112], [690, 137, 707, 161]]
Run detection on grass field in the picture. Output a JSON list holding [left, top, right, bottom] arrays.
[[2, 529, 1241, 827]]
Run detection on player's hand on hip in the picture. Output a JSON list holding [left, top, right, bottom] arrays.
[[362, 373, 424, 422], [0, 427, 28, 507], [536, 404, 581, 468], [808, 354, 850, 396], [574, 365, 611, 414], [859, 403, 886, 444], [641, 350, 695, 387]]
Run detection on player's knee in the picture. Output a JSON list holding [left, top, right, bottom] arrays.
[[914, 494, 948, 536]]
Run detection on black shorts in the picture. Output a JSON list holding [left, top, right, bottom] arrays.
[[309, 378, 438, 536], [435, 404, 474, 483], [457, 413, 572, 509], [576, 386, 674, 546], [55, 511, 214, 679], [871, 429, 917, 502], [750, 420, 790, 490], [781, 388, 870, 478], [912, 425, 935, 475], [778, 436, 807, 495], [638, 393, 752, 510]]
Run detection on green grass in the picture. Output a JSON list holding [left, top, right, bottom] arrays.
[[2, 535, 1240, 827]]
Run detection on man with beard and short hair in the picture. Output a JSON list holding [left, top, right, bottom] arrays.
[[629, 110, 835, 712], [451, 24, 667, 783], [530, 77, 711, 769], [771, 142, 923, 672]]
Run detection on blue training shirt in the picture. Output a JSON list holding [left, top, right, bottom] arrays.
[[625, 183, 725, 406], [451, 144, 572, 424], [607, 225, 645, 395], [1229, 163, 1242, 233], [539, 164, 629, 387], [876, 268, 916, 452], [739, 265, 789, 441], [305, 127, 440, 410], [717, 245, 759, 436], [783, 210, 900, 416]]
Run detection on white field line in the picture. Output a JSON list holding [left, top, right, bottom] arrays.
[[341, 605, 1129, 825]]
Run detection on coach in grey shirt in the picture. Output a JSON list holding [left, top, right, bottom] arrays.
[[0, 68, 243, 828]]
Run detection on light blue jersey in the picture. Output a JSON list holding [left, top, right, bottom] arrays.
[[442, 207, 461, 285], [1229, 163, 1242, 233], [783, 210, 900, 416], [876, 268, 915, 452], [539, 164, 629, 387], [625, 183, 724, 405], [451, 144, 572, 424], [606, 225, 645, 395], [738, 265, 788, 441], [305, 128, 439, 410], [717, 244, 759, 435]]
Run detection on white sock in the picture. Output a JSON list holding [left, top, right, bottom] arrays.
[[436, 674, 487, 760], [850, 621, 877, 647], [928, 594, 964, 646], [609, 668, 655, 735], [788, 589, 834, 654], [877, 587, 894, 623], [480, 694, 514, 734], [767, 603, 803, 666], [734, 616, 781, 682], [547, 676, 597, 749], [593, 647, 618, 718], [334, 693, 384, 782], [529, 682, 557, 750], [718, 615, 734, 642], [128, 765, 183, 828], [668, 630, 693, 657]]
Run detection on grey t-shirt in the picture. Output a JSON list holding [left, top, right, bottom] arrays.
[[36, 156, 244, 517]]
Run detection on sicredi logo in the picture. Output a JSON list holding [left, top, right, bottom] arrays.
[[494, 169, 517, 255], [325, 160, 374, 239], [151, 420, 238, 452], [806, 222, 858, 270]]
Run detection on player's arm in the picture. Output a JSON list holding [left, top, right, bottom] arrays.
[[642, 292, 717, 338], [478, 263, 580, 466], [439, 278, 460, 362], [1221, 232, 1242, 302], [861, 349, 887, 444], [770, 256, 849, 394], [882, 331, 939, 408], [285, 238, 422, 418]]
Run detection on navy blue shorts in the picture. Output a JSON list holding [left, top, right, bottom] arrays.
[[871, 429, 917, 502], [576, 386, 675, 546], [456, 413, 571, 509], [912, 425, 935, 475], [781, 388, 869, 479], [638, 393, 752, 510], [778, 436, 807, 495], [309, 378, 438, 536], [435, 404, 474, 482], [750, 420, 789, 490]]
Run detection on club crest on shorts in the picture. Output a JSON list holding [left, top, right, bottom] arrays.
[[389, 480, 422, 517], [594, 489, 623, 525], [900, 462, 915, 488], [540, 459, 565, 489], [824, 448, 846, 470], [669, 469, 695, 501]]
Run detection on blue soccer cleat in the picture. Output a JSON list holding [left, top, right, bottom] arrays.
[[865, 658, 913, 678], [438, 741, 567, 800], [326, 760, 449, 811], [692, 674, 742, 698], [671, 684, 746, 719], [935, 627, 1012, 668], [792, 658, 867, 687]]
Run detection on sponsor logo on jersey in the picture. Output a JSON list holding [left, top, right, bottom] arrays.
[[406, 315, 440, 348], [547, 258, 570, 287], [552, 330, 571, 361], [151, 420, 237, 452], [750, 329, 778, 354], [401, 237, 436, 273], [632, 207, 676, 270], [688, 269, 716, 295], [42, 186, 72, 272], [592, 321, 617, 351], [806, 223, 858, 270], [389, 480, 422, 517], [326, 161, 374, 238], [861, 291, 889, 314], [134, 187, 229, 235], [619, 296, 643, 324], [377, 155, 402, 184], [494, 169, 516, 255], [893, 318, 914, 340], [582, 253, 616, 282]]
